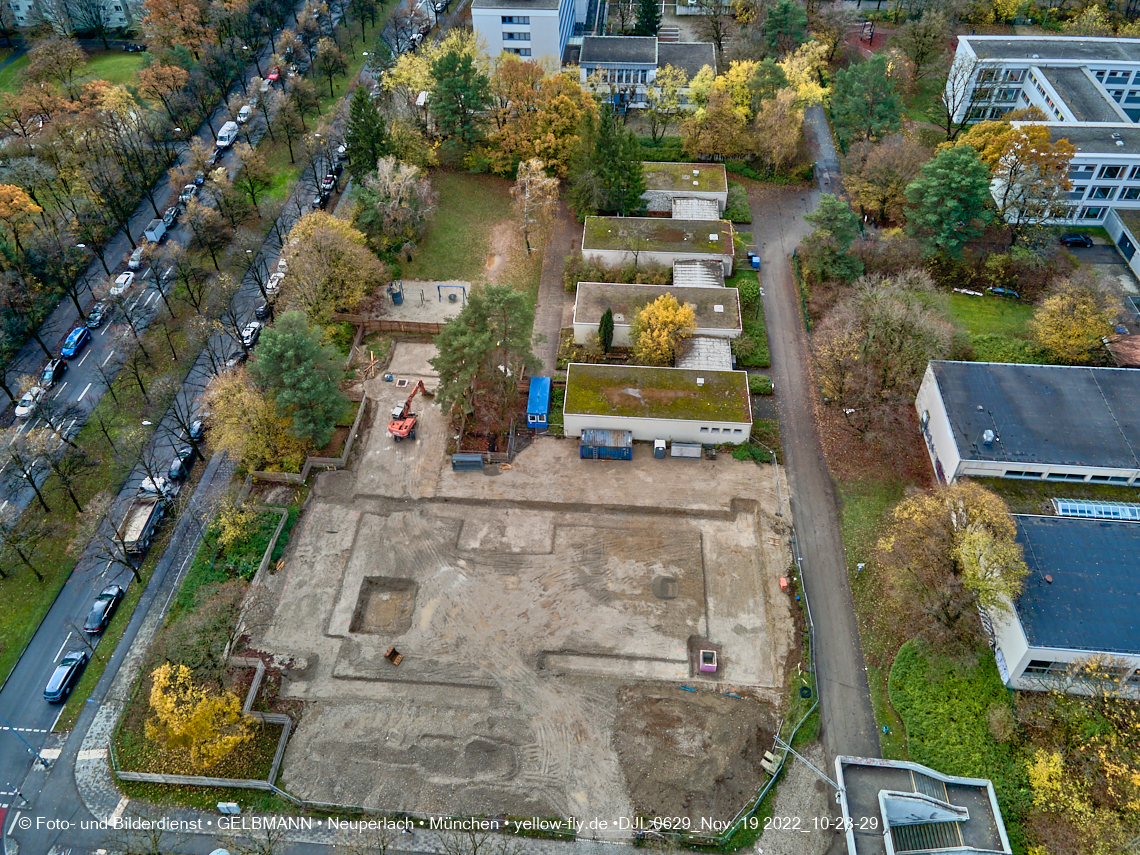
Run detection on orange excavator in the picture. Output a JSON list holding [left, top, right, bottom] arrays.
[[387, 380, 431, 441]]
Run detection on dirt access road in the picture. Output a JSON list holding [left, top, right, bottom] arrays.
[[747, 182, 881, 769]]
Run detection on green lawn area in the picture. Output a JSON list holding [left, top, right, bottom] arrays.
[[838, 477, 908, 760], [84, 51, 147, 87], [968, 475, 1140, 515], [902, 76, 946, 124], [0, 53, 28, 94], [401, 172, 515, 282], [947, 293, 1049, 365]]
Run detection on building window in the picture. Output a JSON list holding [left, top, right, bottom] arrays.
[[1122, 188, 1140, 200], [1112, 90, 1125, 102], [1090, 474, 1132, 482], [1096, 70, 1106, 82], [1081, 207, 1107, 219], [1099, 165, 1124, 179], [1107, 70, 1131, 82], [1047, 472, 1088, 481], [711, 428, 720, 434], [1090, 187, 1116, 200], [1069, 185, 1087, 199], [505, 47, 531, 55], [1024, 660, 1068, 676], [700, 427, 709, 433], [1006, 68, 1025, 82], [733, 429, 742, 434], [1070, 164, 1094, 177], [501, 15, 529, 23], [996, 88, 1018, 101], [503, 30, 529, 40]]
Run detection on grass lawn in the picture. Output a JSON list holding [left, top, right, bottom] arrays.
[[0, 53, 28, 93], [401, 172, 515, 283], [947, 293, 1049, 365], [84, 52, 148, 87], [968, 475, 1140, 515], [902, 76, 945, 124], [838, 477, 908, 760]]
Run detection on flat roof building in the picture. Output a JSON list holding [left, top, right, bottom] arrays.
[[643, 162, 729, 214], [571, 282, 741, 346], [672, 259, 725, 288], [915, 361, 1140, 484], [582, 216, 735, 275], [835, 756, 1012, 855], [563, 363, 751, 444], [471, 0, 579, 63], [986, 515, 1140, 696], [576, 37, 716, 109]]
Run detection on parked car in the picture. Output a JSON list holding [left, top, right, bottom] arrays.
[[311, 192, 329, 210], [128, 245, 146, 270], [44, 650, 88, 702], [193, 171, 206, 186], [122, 42, 146, 52], [162, 205, 180, 228], [276, 256, 288, 274], [110, 271, 135, 296], [254, 300, 272, 320], [331, 160, 343, 179], [187, 418, 206, 442], [987, 286, 1021, 300], [259, 77, 271, 95], [61, 326, 90, 358], [40, 358, 68, 388], [179, 184, 198, 204], [237, 105, 254, 124], [86, 302, 108, 329], [224, 350, 248, 371], [321, 173, 336, 193], [82, 584, 124, 633], [336, 143, 348, 163], [266, 65, 281, 82], [206, 147, 223, 167], [15, 386, 45, 418], [1060, 233, 1094, 248], [241, 320, 264, 347], [266, 272, 285, 295], [167, 445, 197, 481]]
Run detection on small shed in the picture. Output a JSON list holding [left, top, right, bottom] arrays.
[[579, 428, 633, 460], [527, 376, 552, 428]]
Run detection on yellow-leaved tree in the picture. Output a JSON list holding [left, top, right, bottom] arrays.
[[1028, 278, 1120, 365], [284, 212, 387, 325], [202, 367, 308, 471], [629, 293, 696, 366], [146, 663, 253, 769]]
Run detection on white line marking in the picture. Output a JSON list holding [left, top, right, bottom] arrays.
[[102, 350, 115, 367], [52, 382, 68, 399], [77, 350, 91, 368], [100, 324, 110, 336], [8, 810, 20, 836], [77, 748, 107, 761], [38, 746, 61, 760], [54, 632, 72, 663], [164, 266, 173, 278], [144, 292, 157, 308], [109, 797, 129, 823], [63, 417, 76, 436], [77, 383, 93, 402], [0, 501, 7, 511]]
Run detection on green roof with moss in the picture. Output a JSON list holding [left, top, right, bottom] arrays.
[[564, 363, 751, 422], [583, 217, 734, 255], [574, 282, 741, 331], [643, 162, 728, 194]]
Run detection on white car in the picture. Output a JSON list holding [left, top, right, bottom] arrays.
[[179, 184, 198, 204], [265, 272, 285, 295], [276, 256, 288, 274], [15, 386, 45, 418], [110, 272, 135, 296], [128, 245, 146, 270], [237, 105, 253, 124], [241, 320, 264, 347]]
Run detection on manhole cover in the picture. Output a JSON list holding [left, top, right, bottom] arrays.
[[651, 575, 679, 599]]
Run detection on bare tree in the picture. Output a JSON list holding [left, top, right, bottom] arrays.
[[933, 54, 983, 141], [690, 0, 734, 56], [0, 427, 49, 513], [0, 508, 49, 581]]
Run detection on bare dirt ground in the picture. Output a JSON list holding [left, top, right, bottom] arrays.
[[485, 222, 519, 284], [252, 342, 796, 837]]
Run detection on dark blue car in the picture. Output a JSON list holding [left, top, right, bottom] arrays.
[[61, 326, 90, 359]]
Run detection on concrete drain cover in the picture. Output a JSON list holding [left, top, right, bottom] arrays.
[[651, 575, 679, 599]]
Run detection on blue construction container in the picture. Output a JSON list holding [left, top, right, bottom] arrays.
[[527, 376, 552, 429], [451, 453, 484, 471], [580, 428, 633, 460]]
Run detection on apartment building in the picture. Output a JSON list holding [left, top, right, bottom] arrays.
[[470, 0, 580, 61]]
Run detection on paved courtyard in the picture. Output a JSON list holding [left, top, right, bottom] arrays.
[[252, 343, 796, 836]]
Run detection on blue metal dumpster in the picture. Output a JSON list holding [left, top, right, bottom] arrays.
[[451, 453, 484, 471], [580, 429, 633, 460], [527, 376, 551, 429]]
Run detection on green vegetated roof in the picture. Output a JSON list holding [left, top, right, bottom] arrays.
[[575, 282, 741, 331], [643, 162, 728, 194], [564, 363, 751, 422], [583, 217, 733, 254], [1117, 208, 1140, 241]]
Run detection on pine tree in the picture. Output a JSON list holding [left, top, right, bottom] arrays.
[[634, 0, 660, 36], [596, 105, 647, 216], [430, 49, 492, 162], [599, 308, 614, 353], [344, 85, 388, 181]]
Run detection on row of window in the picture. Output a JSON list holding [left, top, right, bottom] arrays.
[[1070, 186, 1140, 202], [1004, 470, 1132, 482], [699, 427, 744, 435], [504, 47, 531, 56], [501, 15, 529, 23], [979, 68, 1026, 84], [1095, 68, 1138, 85], [583, 67, 650, 84], [503, 30, 529, 40], [1023, 660, 1140, 682]]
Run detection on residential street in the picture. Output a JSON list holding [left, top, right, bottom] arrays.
[[747, 173, 879, 767]]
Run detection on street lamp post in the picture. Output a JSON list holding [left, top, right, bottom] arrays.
[[0, 711, 50, 769], [751, 438, 783, 518]]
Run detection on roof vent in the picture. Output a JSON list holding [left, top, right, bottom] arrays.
[[1032, 53, 1040, 58], [1118, 140, 1126, 147], [693, 180, 699, 185], [713, 304, 724, 312], [696, 377, 705, 386], [1113, 132, 1122, 139], [983, 429, 995, 445], [709, 233, 718, 241], [693, 169, 699, 176]]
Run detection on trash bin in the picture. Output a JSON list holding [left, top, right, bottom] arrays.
[[392, 289, 403, 305], [654, 439, 666, 459], [751, 255, 760, 270]]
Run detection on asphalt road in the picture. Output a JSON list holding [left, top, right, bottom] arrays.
[[748, 178, 881, 768]]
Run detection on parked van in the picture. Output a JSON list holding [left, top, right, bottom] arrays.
[[216, 120, 240, 148]]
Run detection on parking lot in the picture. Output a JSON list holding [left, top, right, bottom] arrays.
[[253, 342, 796, 834]]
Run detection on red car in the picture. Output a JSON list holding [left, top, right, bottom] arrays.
[[266, 66, 281, 82]]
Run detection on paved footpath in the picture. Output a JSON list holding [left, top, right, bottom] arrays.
[[531, 201, 579, 374]]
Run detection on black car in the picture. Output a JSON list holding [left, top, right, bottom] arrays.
[[44, 650, 87, 702], [40, 358, 68, 387], [86, 302, 108, 329], [206, 148, 223, 167], [82, 584, 124, 633], [311, 192, 329, 210], [162, 205, 180, 228], [1060, 233, 1094, 248], [193, 170, 206, 186], [167, 445, 197, 481], [254, 300, 273, 320], [224, 350, 248, 371]]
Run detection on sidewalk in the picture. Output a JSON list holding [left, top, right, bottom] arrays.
[[531, 202, 578, 373]]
